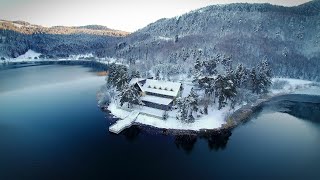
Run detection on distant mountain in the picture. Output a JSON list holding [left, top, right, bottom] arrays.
[[0, 20, 129, 36], [0, 20, 129, 58], [114, 0, 320, 80]]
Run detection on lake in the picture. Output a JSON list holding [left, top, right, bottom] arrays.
[[0, 65, 319, 180]]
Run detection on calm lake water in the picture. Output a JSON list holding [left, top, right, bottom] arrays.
[[0, 65, 319, 180]]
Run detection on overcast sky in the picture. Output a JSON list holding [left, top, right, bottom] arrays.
[[0, 0, 311, 32]]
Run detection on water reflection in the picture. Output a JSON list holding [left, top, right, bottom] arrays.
[[174, 135, 198, 153], [201, 131, 232, 151], [120, 126, 141, 142], [117, 125, 232, 153], [265, 95, 320, 123]]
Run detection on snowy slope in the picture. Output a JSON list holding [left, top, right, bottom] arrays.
[[14, 50, 41, 60]]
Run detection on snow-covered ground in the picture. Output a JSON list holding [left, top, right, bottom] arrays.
[[10, 50, 42, 62], [270, 78, 319, 95], [108, 102, 230, 131], [68, 53, 94, 60], [158, 36, 173, 41], [0, 50, 125, 66], [293, 86, 320, 96]]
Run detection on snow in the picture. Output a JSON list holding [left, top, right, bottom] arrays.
[[68, 53, 94, 60], [12, 23, 23, 28], [137, 106, 164, 117], [270, 78, 317, 95], [129, 78, 145, 85], [108, 102, 228, 131], [293, 86, 320, 96], [109, 111, 140, 134], [158, 36, 173, 41], [141, 95, 173, 105], [181, 81, 194, 97], [14, 50, 41, 60], [142, 79, 181, 97], [138, 106, 227, 131], [107, 77, 320, 132]]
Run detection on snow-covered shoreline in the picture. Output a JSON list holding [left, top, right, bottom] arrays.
[[105, 78, 320, 133], [0, 50, 125, 65]]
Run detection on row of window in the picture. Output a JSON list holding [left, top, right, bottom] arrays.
[[145, 92, 174, 99]]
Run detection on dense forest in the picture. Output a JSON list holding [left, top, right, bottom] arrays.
[[1, 0, 320, 81], [115, 0, 320, 81], [0, 20, 127, 58]]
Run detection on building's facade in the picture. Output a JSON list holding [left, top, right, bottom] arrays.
[[129, 78, 182, 111]]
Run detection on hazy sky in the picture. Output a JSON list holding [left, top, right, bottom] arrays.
[[0, 0, 311, 32]]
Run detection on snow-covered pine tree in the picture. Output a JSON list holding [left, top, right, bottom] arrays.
[[203, 58, 218, 75], [235, 63, 246, 88], [221, 55, 233, 73], [214, 74, 237, 109], [119, 84, 143, 108], [106, 64, 129, 91], [203, 104, 208, 115], [223, 78, 237, 109], [257, 60, 272, 93], [130, 70, 141, 79], [214, 75, 226, 109], [176, 97, 189, 122], [155, 70, 160, 80], [187, 111, 195, 123], [188, 88, 199, 113], [115, 68, 129, 91], [250, 68, 258, 94]]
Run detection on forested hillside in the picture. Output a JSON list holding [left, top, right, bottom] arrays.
[[0, 20, 128, 58], [115, 0, 320, 80]]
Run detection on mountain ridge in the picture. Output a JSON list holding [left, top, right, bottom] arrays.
[[0, 20, 130, 37], [1, 1, 320, 81]]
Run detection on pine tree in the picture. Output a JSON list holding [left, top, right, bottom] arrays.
[[203, 104, 208, 115], [176, 97, 189, 122], [214, 75, 224, 109], [106, 64, 129, 91], [250, 68, 258, 94], [257, 60, 272, 93], [204, 58, 218, 75], [115, 68, 129, 91], [221, 55, 232, 73], [155, 70, 160, 80], [235, 63, 246, 88], [187, 111, 195, 123], [119, 84, 143, 108], [187, 88, 199, 113], [215, 74, 237, 109], [130, 70, 141, 79]]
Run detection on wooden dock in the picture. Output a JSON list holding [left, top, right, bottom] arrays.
[[109, 111, 140, 134]]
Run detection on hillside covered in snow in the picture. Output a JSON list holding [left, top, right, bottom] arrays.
[[1, 1, 320, 81], [115, 0, 320, 81], [0, 20, 129, 58]]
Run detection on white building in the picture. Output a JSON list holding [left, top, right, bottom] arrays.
[[129, 78, 182, 111]]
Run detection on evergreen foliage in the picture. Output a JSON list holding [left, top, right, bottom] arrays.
[[119, 84, 143, 108]]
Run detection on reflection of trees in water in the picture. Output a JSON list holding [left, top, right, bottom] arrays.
[[202, 130, 232, 151], [281, 101, 320, 122], [265, 94, 320, 123], [174, 135, 198, 154], [120, 126, 141, 142], [174, 130, 232, 153], [116, 125, 232, 152]]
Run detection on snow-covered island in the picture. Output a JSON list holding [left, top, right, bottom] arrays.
[[98, 58, 320, 135]]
